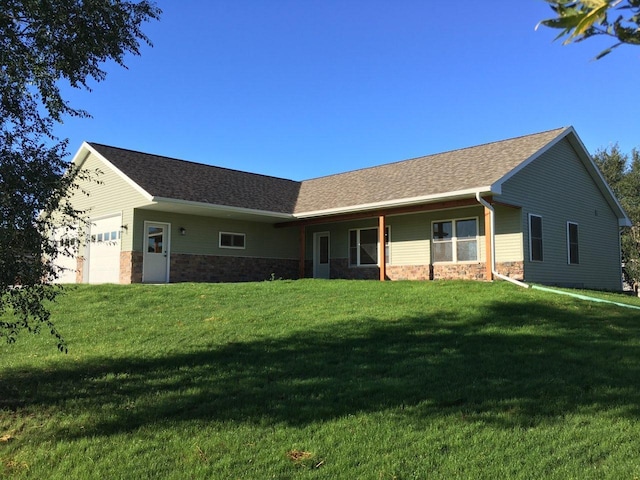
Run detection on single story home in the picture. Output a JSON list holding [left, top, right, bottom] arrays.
[[55, 126, 631, 291]]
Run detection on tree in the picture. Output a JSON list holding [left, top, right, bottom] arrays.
[[539, 0, 640, 58], [0, 1, 161, 350], [593, 145, 640, 293]]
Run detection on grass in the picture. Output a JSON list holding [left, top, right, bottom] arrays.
[[1, 279, 640, 479]]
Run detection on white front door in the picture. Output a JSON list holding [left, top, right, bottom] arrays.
[[313, 232, 330, 279], [143, 222, 170, 283]]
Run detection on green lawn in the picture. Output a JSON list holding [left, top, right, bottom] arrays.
[[2, 280, 640, 479]]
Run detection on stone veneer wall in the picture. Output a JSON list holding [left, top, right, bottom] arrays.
[[119, 251, 143, 284], [76, 256, 84, 283], [315, 258, 524, 282], [168, 253, 299, 283], [432, 261, 524, 281]]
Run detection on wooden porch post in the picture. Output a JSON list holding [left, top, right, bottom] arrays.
[[484, 206, 493, 281], [379, 215, 386, 281], [299, 225, 305, 279]]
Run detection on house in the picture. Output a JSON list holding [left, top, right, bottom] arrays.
[[56, 126, 631, 291]]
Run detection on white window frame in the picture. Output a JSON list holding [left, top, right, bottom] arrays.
[[567, 221, 579, 265], [219, 231, 246, 250], [431, 217, 479, 264], [349, 226, 390, 267], [528, 214, 543, 262]]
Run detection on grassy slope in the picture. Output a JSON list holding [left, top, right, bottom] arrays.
[[1, 280, 640, 479]]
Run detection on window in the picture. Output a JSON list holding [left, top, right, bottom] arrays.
[[567, 222, 579, 265], [219, 232, 245, 249], [432, 218, 477, 263], [529, 214, 543, 262], [349, 227, 390, 266]]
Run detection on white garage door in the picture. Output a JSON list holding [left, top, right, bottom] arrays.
[[87, 215, 122, 284], [52, 228, 79, 284]]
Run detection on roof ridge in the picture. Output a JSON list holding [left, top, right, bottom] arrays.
[[88, 142, 301, 184], [301, 127, 569, 183]]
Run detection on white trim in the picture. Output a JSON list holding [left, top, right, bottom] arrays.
[[219, 231, 246, 250], [348, 226, 391, 267], [295, 187, 492, 219], [79, 142, 154, 202], [492, 127, 631, 227], [142, 221, 171, 283], [431, 217, 479, 264], [566, 221, 579, 265], [151, 196, 295, 220], [528, 213, 543, 262], [313, 231, 331, 279]]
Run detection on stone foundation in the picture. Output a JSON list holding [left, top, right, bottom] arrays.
[[76, 256, 84, 283], [168, 253, 299, 283], [306, 258, 524, 282], [117, 252, 524, 284], [120, 251, 143, 284]]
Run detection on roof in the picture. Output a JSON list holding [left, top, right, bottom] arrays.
[[87, 143, 301, 215], [79, 127, 630, 225], [294, 127, 567, 214]]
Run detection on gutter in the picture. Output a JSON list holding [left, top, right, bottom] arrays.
[[475, 192, 640, 310], [475, 192, 530, 288]]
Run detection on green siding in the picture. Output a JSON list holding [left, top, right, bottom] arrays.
[[305, 206, 489, 266], [494, 205, 523, 263], [72, 151, 150, 251], [133, 210, 298, 259], [498, 138, 621, 290]]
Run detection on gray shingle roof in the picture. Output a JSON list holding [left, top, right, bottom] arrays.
[[293, 127, 567, 213], [88, 143, 301, 214], [88, 127, 567, 217]]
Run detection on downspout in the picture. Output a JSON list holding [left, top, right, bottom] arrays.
[[475, 192, 530, 289]]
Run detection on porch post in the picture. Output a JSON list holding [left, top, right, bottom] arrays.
[[484, 206, 493, 281], [299, 225, 306, 279], [379, 215, 386, 281]]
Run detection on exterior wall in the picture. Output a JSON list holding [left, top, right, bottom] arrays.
[[494, 205, 523, 263], [120, 251, 143, 284], [169, 253, 299, 283], [71, 151, 150, 253], [133, 210, 298, 260], [498, 138, 622, 290], [302, 206, 525, 282], [129, 210, 299, 283]]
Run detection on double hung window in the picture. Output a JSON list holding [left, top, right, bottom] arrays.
[[432, 218, 478, 263], [529, 214, 543, 262], [567, 222, 579, 264]]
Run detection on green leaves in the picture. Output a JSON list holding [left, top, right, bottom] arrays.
[[539, 0, 640, 59], [0, 1, 160, 349]]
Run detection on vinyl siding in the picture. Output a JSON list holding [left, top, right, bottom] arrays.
[[498, 138, 621, 290], [133, 210, 298, 259], [71, 151, 151, 251], [494, 205, 523, 263], [305, 206, 488, 266]]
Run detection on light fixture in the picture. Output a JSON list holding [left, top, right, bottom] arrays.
[[179, 227, 186, 236]]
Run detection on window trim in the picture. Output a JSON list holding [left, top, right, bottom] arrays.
[[567, 221, 579, 265], [348, 226, 391, 267], [219, 231, 246, 250], [431, 217, 479, 264], [528, 214, 543, 262]]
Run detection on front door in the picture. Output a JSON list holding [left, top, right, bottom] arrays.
[[143, 222, 170, 283], [313, 232, 330, 279]]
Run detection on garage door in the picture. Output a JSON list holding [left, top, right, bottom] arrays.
[[87, 215, 122, 284], [52, 228, 79, 284]]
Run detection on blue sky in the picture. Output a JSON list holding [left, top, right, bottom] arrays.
[[56, 1, 639, 180]]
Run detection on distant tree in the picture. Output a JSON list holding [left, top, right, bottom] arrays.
[[539, 0, 640, 58], [0, 1, 161, 350], [593, 145, 640, 293]]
